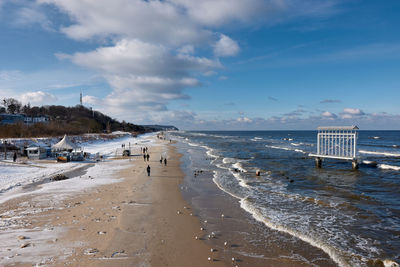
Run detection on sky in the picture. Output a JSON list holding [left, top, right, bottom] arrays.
[[0, 0, 399, 130]]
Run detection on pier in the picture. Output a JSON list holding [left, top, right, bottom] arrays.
[[309, 126, 359, 169]]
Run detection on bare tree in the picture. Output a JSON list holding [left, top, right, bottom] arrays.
[[3, 98, 22, 114]]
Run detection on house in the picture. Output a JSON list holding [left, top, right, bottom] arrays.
[[24, 115, 50, 125], [0, 113, 50, 125], [0, 113, 24, 125], [26, 144, 50, 159]]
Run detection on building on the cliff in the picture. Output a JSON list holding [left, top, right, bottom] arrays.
[[0, 113, 49, 125]]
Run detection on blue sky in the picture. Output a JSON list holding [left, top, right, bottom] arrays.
[[0, 0, 399, 130]]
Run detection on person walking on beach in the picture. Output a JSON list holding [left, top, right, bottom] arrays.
[[147, 165, 151, 176], [164, 158, 167, 166], [146, 154, 150, 161], [160, 156, 163, 164], [143, 154, 146, 161]]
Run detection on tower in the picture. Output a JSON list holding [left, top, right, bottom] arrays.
[[80, 92, 82, 106]]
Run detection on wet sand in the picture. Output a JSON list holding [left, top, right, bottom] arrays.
[[0, 139, 226, 266]]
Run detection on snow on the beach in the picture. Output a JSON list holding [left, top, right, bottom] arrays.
[[0, 132, 156, 265], [0, 132, 156, 201]]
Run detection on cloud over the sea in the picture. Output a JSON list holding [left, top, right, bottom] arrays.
[[29, 0, 344, 124]]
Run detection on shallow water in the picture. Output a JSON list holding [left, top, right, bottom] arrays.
[[172, 131, 400, 267]]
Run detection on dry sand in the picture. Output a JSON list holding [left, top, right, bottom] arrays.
[[0, 139, 227, 266]]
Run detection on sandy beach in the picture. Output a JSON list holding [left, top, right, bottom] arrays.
[[0, 137, 227, 266]]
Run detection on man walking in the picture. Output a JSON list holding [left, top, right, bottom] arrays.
[[147, 165, 151, 176]]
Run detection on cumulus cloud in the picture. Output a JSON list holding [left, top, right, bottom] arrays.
[[214, 34, 240, 57], [38, 0, 209, 46], [82, 95, 99, 105], [31, 0, 344, 125], [62, 38, 220, 118], [321, 111, 337, 118], [343, 108, 365, 115], [340, 108, 365, 119], [20, 91, 57, 105]]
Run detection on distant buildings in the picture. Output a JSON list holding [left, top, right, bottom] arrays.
[[0, 113, 50, 125]]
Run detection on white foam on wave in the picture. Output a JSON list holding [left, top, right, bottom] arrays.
[[266, 145, 291, 151], [239, 198, 350, 267], [378, 164, 400, 171], [203, 146, 218, 159], [359, 150, 400, 157], [223, 157, 236, 164], [266, 145, 306, 154], [211, 171, 246, 199], [188, 142, 201, 147], [231, 171, 250, 188], [232, 162, 247, 173]]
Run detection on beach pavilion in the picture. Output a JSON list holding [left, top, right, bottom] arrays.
[[51, 134, 78, 152]]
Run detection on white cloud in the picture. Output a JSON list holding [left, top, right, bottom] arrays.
[[62, 38, 220, 119], [82, 95, 99, 105], [38, 0, 209, 46], [31, 0, 344, 125], [15, 6, 52, 30], [20, 91, 57, 105], [321, 111, 336, 119], [214, 34, 240, 57], [237, 117, 252, 123], [343, 108, 364, 115], [340, 108, 365, 119]]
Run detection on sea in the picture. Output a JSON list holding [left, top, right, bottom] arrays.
[[170, 130, 400, 267]]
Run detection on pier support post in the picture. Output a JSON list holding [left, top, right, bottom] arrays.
[[352, 160, 359, 170], [315, 157, 322, 168]]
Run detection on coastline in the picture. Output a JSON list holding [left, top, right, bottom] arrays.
[[0, 137, 227, 266]]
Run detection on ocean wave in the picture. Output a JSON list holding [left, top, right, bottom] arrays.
[[378, 164, 400, 171], [266, 145, 291, 151], [232, 162, 247, 173], [187, 142, 201, 147], [211, 171, 248, 199], [239, 198, 350, 267], [222, 157, 237, 164], [359, 150, 400, 157], [266, 145, 306, 154], [291, 142, 302, 146]]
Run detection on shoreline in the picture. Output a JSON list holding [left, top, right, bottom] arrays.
[[0, 137, 227, 266], [174, 136, 339, 266]]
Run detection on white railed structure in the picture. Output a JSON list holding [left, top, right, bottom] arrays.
[[309, 126, 359, 169]]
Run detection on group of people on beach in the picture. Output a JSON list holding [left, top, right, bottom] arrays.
[[160, 155, 167, 166], [144, 147, 169, 176], [141, 147, 150, 162]]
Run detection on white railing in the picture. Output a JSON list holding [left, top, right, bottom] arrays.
[[310, 126, 358, 160]]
